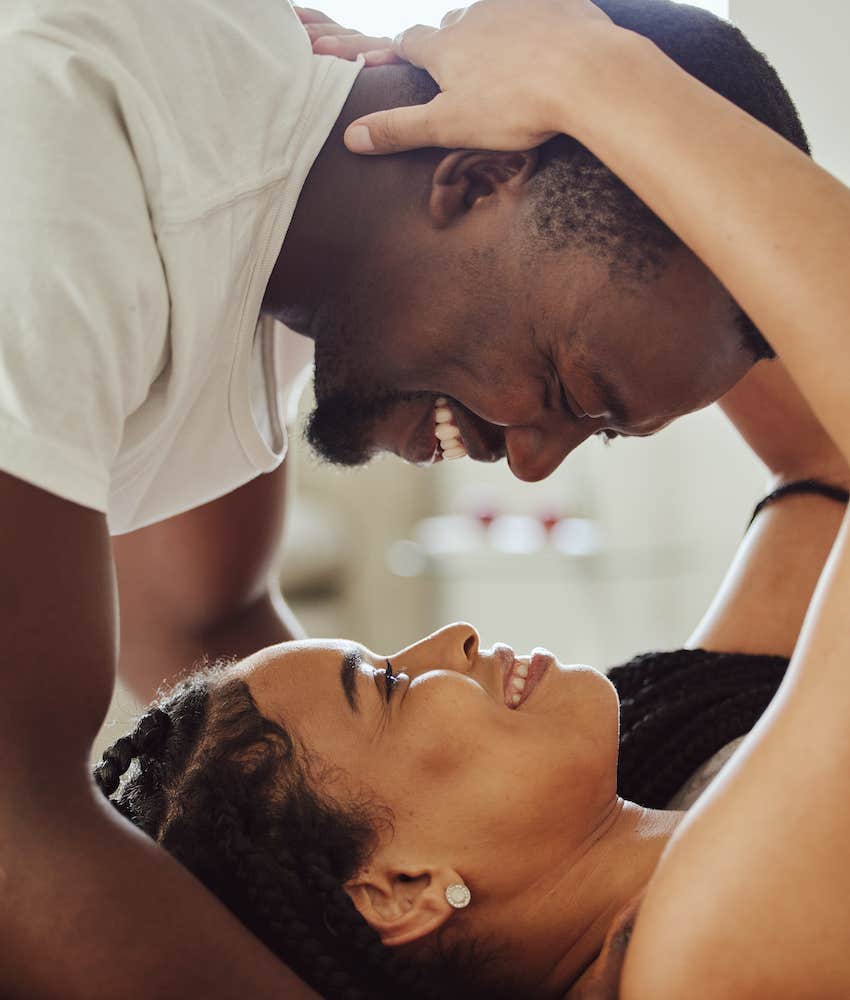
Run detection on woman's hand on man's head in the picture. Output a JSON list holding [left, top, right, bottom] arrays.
[[301, 1, 620, 155]]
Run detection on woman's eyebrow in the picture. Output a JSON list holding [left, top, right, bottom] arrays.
[[340, 648, 362, 714]]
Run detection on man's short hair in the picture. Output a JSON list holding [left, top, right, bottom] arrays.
[[401, 0, 809, 357]]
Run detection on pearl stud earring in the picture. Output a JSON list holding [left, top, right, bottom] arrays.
[[445, 883, 472, 909]]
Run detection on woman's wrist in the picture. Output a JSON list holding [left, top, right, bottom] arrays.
[[545, 26, 663, 142]]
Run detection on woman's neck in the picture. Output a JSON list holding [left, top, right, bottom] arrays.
[[522, 800, 683, 997]]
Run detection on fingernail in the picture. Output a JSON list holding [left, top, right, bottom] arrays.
[[315, 35, 339, 48], [346, 124, 375, 153]]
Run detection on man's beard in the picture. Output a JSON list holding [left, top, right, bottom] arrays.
[[305, 387, 407, 466], [302, 296, 434, 465], [305, 331, 427, 466]]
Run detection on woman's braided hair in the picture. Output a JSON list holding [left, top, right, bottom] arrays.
[[610, 648, 789, 808], [94, 665, 511, 1000]]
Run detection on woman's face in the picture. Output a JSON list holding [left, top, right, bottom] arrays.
[[242, 622, 620, 950]]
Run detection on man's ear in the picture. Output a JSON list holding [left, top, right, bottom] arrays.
[[345, 864, 465, 947], [429, 149, 539, 229]]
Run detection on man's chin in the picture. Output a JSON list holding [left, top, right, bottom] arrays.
[[304, 438, 376, 468], [304, 415, 377, 468]]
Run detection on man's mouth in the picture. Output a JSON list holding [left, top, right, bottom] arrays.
[[399, 397, 505, 466], [437, 399, 505, 463], [434, 398, 468, 460], [400, 401, 448, 464]]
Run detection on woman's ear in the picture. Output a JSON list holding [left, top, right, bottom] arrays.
[[429, 149, 539, 229], [345, 864, 466, 947]]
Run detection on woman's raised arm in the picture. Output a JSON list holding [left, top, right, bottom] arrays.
[[686, 359, 849, 658]]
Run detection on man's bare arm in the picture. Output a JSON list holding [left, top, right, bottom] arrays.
[[0, 472, 318, 999], [114, 463, 302, 701]]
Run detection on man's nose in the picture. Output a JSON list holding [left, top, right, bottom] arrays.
[[503, 422, 593, 482]]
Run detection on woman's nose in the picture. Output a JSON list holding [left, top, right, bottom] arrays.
[[391, 622, 480, 676]]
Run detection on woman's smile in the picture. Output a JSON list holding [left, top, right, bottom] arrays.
[[502, 648, 554, 709]]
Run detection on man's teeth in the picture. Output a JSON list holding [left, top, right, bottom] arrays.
[[434, 398, 468, 460]]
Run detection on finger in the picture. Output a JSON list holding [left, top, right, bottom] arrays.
[[363, 49, 405, 66], [312, 34, 395, 58], [294, 7, 340, 26], [345, 99, 446, 155], [440, 8, 465, 28], [303, 22, 358, 38], [392, 23, 438, 68]]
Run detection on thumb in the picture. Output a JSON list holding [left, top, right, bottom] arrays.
[[345, 100, 443, 155]]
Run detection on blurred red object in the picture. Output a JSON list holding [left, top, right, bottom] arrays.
[[540, 511, 562, 534], [475, 507, 498, 528]]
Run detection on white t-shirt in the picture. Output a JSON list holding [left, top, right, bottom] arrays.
[[0, 0, 361, 534]]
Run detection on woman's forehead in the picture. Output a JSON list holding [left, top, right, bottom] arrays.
[[238, 639, 364, 714], [238, 638, 358, 673]]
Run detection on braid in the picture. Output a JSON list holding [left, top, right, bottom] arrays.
[[94, 707, 172, 797], [610, 649, 788, 808], [94, 734, 136, 796], [212, 805, 363, 1000]]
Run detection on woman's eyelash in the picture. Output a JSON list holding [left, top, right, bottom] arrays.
[[384, 659, 399, 702]]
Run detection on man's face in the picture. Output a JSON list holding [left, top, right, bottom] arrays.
[[305, 198, 755, 483]]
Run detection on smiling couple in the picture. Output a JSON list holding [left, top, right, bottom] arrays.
[[5, 1, 850, 998]]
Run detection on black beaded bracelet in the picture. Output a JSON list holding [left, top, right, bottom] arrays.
[[748, 479, 850, 530]]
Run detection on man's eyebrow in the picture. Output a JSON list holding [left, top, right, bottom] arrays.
[[588, 370, 631, 425], [340, 649, 362, 714]]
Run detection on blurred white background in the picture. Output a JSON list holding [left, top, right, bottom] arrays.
[[308, 0, 728, 37], [96, 0, 850, 757]]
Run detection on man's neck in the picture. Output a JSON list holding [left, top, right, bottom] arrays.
[[261, 65, 437, 335]]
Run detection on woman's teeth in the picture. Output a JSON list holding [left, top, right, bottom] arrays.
[[508, 664, 530, 705], [434, 398, 468, 460]]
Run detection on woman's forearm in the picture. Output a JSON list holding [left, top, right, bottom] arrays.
[[718, 359, 850, 488], [563, 30, 850, 462], [689, 359, 850, 658]]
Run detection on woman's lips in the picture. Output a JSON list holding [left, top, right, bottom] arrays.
[[502, 649, 553, 709]]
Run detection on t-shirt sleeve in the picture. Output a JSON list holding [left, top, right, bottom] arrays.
[[0, 33, 169, 511]]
